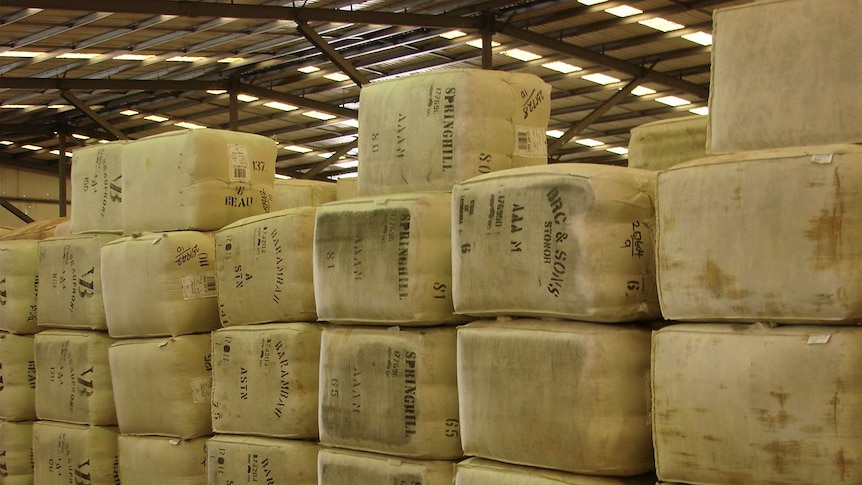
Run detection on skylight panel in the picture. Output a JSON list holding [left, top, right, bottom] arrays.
[[631, 86, 656, 96], [607, 147, 629, 155], [72, 134, 90, 140], [0, 141, 13, 145], [330, 172, 358, 180], [576, 138, 604, 147], [207, 89, 227, 95], [332, 160, 359, 169], [682, 31, 712, 46], [284, 145, 313, 153], [264, 101, 298, 112], [582, 73, 620, 85], [298, 66, 320, 73], [218, 57, 244, 63], [1, 105, 34, 109], [656, 96, 691, 107], [546, 130, 565, 138], [174, 121, 206, 129], [439, 30, 466, 39], [503, 49, 542, 62], [324, 73, 351, 82], [0, 51, 43, 57], [166, 56, 206, 62], [578, 0, 608, 5], [120, 109, 139, 116], [466, 39, 501, 48], [639, 17, 684, 32], [689, 106, 709, 116], [113, 54, 152, 61], [49, 149, 73, 157], [144, 115, 169, 122], [22, 144, 42, 151], [542, 61, 582, 74], [604, 5, 642, 17], [304, 111, 337, 121], [237, 94, 259, 102], [274, 174, 292, 180], [57, 53, 100, 59]]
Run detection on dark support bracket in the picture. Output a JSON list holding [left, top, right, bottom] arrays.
[[296, 21, 370, 87], [0, 198, 35, 223], [61, 90, 129, 140], [57, 124, 68, 217], [301, 139, 358, 179], [229, 75, 240, 132]]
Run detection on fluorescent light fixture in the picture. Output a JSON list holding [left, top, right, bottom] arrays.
[[318, 152, 335, 158], [546, 130, 565, 138], [263, 101, 298, 112], [347, 147, 359, 156], [339, 119, 360, 128], [575, 138, 604, 147], [582, 73, 620, 85], [1, 104, 34, 109], [72, 134, 90, 140], [656, 95, 691, 107], [542, 61, 582, 73], [0, 50, 43, 57], [274, 173, 292, 180], [330, 172, 358, 180], [49, 149, 73, 157], [167, 56, 206, 62], [218, 57, 244, 63], [0, 140, 13, 145], [689, 106, 709, 116], [298, 66, 320, 73], [578, 0, 608, 5], [98, 140, 110, 144], [57, 52, 100, 59], [22, 144, 42, 151], [207, 89, 227, 95], [323, 73, 351, 82], [631, 85, 656, 96], [605, 5, 642, 17], [639, 17, 684, 32], [283, 145, 313, 153], [113, 54, 152, 61], [332, 160, 359, 169], [342, 102, 360, 110], [48, 104, 70, 109], [682, 31, 712, 46], [237, 94, 259, 102], [120, 109, 139, 116], [503, 48, 542, 62], [439, 30, 467, 39], [144, 114, 169, 122], [607, 147, 629, 155], [174, 121, 206, 129], [303, 111, 337, 121], [466, 39, 501, 48]]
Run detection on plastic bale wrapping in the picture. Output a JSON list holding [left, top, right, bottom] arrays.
[[313, 192, 465, 325], [69, 142, 125, 233], [109, 334, 212, 439], [34, 330, 116, 425], [117, 435, 208, 485], [357, 68, 550, 196], [273, 178, 337, 210], [0, 420, 34, 482], [319, 326, 462, 459], [457, 320, 653, 476], [656, 144, 862, 323], [455, 458, 657, 485], [100, 231, 219, 338], [652, 324, 862, 484], [206, 435, 318, 485], [211, 323, 321, 438], [32, 421, 119, 485], [215, 208, 317, 327], [36, 234, 121, 330], [0, 241, 39, 335], [452, 164, 659, 323], [626, 115, 707, 171], [0, 333, 36, 421], [318, 447, 455, 485], [121, 128, 276, 233]]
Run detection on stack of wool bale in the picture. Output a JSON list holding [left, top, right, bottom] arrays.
[[651, 1, 862, 483], [311, 68, 551, 484]]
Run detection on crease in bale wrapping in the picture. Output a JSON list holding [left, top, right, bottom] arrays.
[[273, 178, 337, 210], [455, 458, 658, 485]]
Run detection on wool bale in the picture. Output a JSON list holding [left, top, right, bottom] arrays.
[[318, 447, 455, 485], [0, 240, 39, 334], [70, 142, 125, 233], [273, 179, 336, 210], [117, 435, 208, 485], [206, 435, 317, 485], [0, 420, 34, 481], [627, 115, 707, 171], [455, 458, 656, 485], [0, 333, 35, 421], [32, 421, 119, 485]]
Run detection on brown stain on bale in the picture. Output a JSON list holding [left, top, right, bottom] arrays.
[[761, 439, 801, 474], [803, 166, 845, 271], [698, 259, 751, 299]]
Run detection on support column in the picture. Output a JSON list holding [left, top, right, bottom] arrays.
[[57, 124, 68, 217]]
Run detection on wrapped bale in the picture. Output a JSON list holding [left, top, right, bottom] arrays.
[[117, 435, 208, 485], [0, 217, 68, 242], [453, 164, 658, 323], [122, 128, 276, 233], [627, 115, 707, 171], [37, 233, 120, 330], [0, 421, 34, 482], [32, 421, 119, 485], [215, 208, 316, 326], [109, 334, 212, 439], [69, 142, 125, 233], [100, 231, 219, 337], [0, 333, 36, 421], [206, 435, 317, 485], [314, 192, 463, 325], [211, 323, 321, 438], [0, 240, 39, 334], [652, 324, 862, 484], [336, 178, 358, 201], [458, 320, 653, 476], [455, 458, 656, 485], [358, 69, 551, 196], [318, 447, 455, 485], [656, 144, 862, 323], [319, 326, 461, 459], [273, 178, 337, 210], [707, 0, 862, 153], [35, 330, 116, 425]]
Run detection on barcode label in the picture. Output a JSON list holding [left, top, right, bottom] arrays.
[[514, 126, 548, 158], [181, 272, 218, 300], [191, 376, 212, 403], [228, 144, 250, 182], [807, 334, 831, 345]]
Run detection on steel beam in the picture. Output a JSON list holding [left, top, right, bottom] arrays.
[[0, 198, 35, 223], [301, 140, 358, 179], [0, 77, 230, 92], [239, 83, 357, 119], [296, 21, 370, 87], [61, 90, 128, 141]]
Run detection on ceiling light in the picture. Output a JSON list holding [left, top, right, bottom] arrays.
[[578, 0, 609, 5], [98, 140, 110, 144], [0, 51, 43, 58], [582, 73, 620, 85], [237, 94, 259, 102], [339, 119, 360, 128], [303, 111, 337, 121], [274, 174, 292, 180], [330, 172, 358, 180], [546, 130, 565, 138], [575, 138, 604, 147], [113, 54, 152, 61], [639, 17, 685, 32], [604, 5, 643, 17], [318, 152, 335, 158], [22, 144, 42, 151], [656, 96, 691, 107], [607, 147, 629, 155], [332, 160, 359, 169], [342, 102, 360, 110], [283, 145, 312, 153], [49, 149, 73, 157], [323, 73, 351, 82], [466, 39, 501, 49], [48, 104, 70, 109], [439, 30, 467, 39], [631, 86, 656, 96], [120, 109, 139, 116], [542, 61, 582, 73], [0, 141, 13, 145], [144, 114, 169, 122], [503, 49, 542, 62], [689, 106, 709, 116], [682, 31, 712, 46], [1, 104, 34, 109], [298, 66, 320, 73], [218, 57, 244, 63], [207, 89, 227, 95], [347, 148, 359, 156], [174, 121, 206, 129], [166, 56, 206, 62], [72, 134, 90, 140], [263, 101, 298, 112], [57, 52, 100, 59]]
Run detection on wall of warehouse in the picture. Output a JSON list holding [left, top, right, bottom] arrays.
[[0, 167, 70, 230]]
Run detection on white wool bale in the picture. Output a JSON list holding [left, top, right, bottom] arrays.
[[215, 209, 317, 326], [117, 435, 208, 485], [319, 326, 461, 459], [206, 435, 318, 485], [100, 231, 219, 337], [318, 447, 455, 485], [0, 333, 36, 421], [455, 458, 656, 485], [37, 234, 120, 330], [458, 320, 653, 475], [453, 164, 659, 323], [335, 178, 358, 201], [109, 334, 212, 439], [357, 69, 551, 196], [652, 324, 862, 484], [707, 0, 862, 153], [0, 241, 39, 334], [314, 192, 463, 325], [627, 116, 707, 171], [32, 421, 119, 485], [274, 179, 337, 210], [0, 421, 34, 480], [656, 144, 862, 323], [35, 330, 116, 425], [211, 323, 321, 438], [70, 142, 125, 233], [122, 128, 276, 233]]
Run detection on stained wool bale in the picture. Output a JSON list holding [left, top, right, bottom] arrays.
[[215, 209, 316, 326], [101, 231, 219, 337], [118, 435, 208, 485], [206, 435, 318, 485], [318, 447, 455, 485], [36, 233, 120, 330], [627, 116, 707, 171], [122, 128, 276, 233], [314, 192, 463, 325], [319, 326, 461, 459], [32, 421, 119, 485], [453, 164, 658, 323], [0, 333, 36, 421], [708, 0, 862, 153], [35, 330, 116, 425], [0, 217, 68, 242], [458, 320, 653, 476], [652, 324, 862, 484], [70, 142, 125, 233], [109, 334, 212, 439], [357, 69, 551, 196], [211, 323, 321, 438], [274, 179, 337, 210], [0, 240, 39, 334], [336, 177, 358, 201], [656, 144, 862, 323], [0, 421, 34, 481], [455, 458, 656, 485]]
